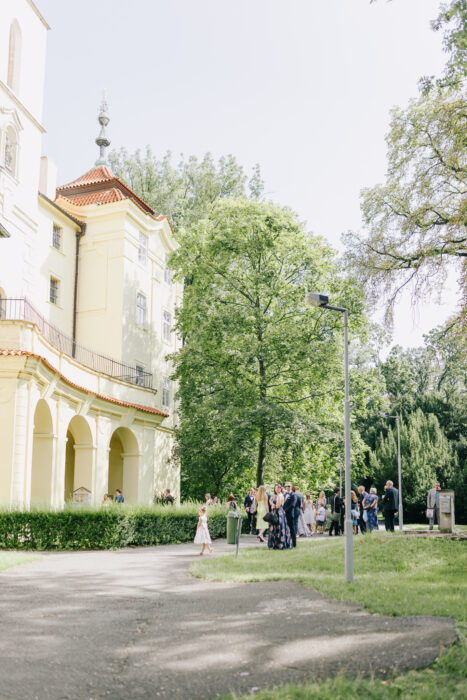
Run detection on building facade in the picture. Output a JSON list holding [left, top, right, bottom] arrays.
[[0, 0, 181, 508]]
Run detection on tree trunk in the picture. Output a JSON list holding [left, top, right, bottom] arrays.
[[256, 426, 267, 487]]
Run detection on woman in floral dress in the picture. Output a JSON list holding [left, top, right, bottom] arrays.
[[363, 487, 379, 531], [268, 484, 292, 550]]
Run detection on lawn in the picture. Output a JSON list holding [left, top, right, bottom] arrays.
[[0, 551, 40, 572], [191, 535, 467, 699]]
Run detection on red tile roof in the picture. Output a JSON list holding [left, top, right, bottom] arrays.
[[57, 167, 114, 189], [60, 187, 126, 207], [55, 167, 175, 235], [0, 349, 169, 418]]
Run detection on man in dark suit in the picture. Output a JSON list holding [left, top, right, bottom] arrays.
[[244, 488, 256, 534], [329, 487, 342, 536], [284, 482, 297, 547], [382, 480, 399, 531], [357, 485, 367, 534]]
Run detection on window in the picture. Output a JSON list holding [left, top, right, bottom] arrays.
[[136, 293, 146, 327], [7, 21, 22, 94], [164, 253, 172, 285], [138, 232, 147, 264], [163, 310, 171, 342], [162, 377, 171, 407], [52, 224, 62, 250], [135, 365, 145, 386], [49, 277, 59, 305], [4, 127, 17, 177]]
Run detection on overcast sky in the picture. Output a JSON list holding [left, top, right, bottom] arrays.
[[37, 0, 458, 352]]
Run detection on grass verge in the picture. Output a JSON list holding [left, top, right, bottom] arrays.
[[0, 551, 40, 572], [191, 535, 467, 699]]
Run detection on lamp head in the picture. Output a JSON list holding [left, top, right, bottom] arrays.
[[306, 292, 329, 308]]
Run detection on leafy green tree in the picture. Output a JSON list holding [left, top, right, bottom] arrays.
[[108, 147, 263, 231], [421, 0, 467, 92], [170, 198, 365, 494], [371, 408, 458, 518], [344, 91, 467, 327]]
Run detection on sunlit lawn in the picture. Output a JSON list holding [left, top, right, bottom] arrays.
[[192, 535, 467, 699], [0, 551, 40, 572]]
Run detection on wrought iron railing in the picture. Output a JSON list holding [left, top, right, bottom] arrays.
[[0, 297, 153, 389]]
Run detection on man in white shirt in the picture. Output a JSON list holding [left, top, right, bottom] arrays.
[[427, 482, 441, 530]]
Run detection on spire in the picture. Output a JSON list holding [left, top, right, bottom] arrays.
[[95, 90, 110, 166]]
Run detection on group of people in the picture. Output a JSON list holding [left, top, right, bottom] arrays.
[[241, 479, 401, 548]]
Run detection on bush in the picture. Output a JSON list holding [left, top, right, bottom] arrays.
[[0, 503, 247, 551]]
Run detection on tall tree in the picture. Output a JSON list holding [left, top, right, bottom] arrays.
[[109, 147, 263, 231], [344, 91, 467, 326], [170, 198, 365, 492]]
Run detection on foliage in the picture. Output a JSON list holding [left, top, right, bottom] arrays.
[[108, 147, 263, 231], [170, 197, 366, 495], [193, 536, 467, 700], [421, 0, 467, 92], [344, 90, 467, 328], [353, 324, 467, 522], [370, 408, 458, 519], [0, 503, 240, 550]]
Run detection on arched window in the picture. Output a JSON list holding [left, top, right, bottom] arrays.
[[4, 127, 18, 176], [7, 20, 22, 94]]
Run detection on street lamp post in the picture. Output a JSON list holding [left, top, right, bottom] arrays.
[[306, 292, 353, 584], [381, 412, 403, 531]]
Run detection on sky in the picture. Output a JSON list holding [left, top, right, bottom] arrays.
[[37, 0, 458, 352]]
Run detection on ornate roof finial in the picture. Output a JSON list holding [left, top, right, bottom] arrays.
[[95, 90, 110, 167]]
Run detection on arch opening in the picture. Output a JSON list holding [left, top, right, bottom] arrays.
[[64, 415, 93, 503], [30, 399, 54, 506], [108, 428, 140, 503]]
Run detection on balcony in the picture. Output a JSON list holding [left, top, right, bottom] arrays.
[[0, 298, 153, 389]]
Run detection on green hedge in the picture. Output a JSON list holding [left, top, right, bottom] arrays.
[[0, 504, 247, 551]]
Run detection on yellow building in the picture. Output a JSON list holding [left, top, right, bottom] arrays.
[[0, 0, 181, 508]]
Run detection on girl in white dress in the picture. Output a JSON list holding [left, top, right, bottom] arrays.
[[303, 493, 315, 534], [194, 506, 213, 555]]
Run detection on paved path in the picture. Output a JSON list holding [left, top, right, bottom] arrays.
[[0, 538, 457, 700]]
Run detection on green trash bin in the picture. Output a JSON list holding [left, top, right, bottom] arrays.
[[227, 510, 241, 544]]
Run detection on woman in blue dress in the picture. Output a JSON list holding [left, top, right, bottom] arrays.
[[268, 484, 293, 549], [363, 487, 379, 531]]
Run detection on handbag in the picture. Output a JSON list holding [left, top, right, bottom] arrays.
[[362, 509, 368, 523], [426, 508, 434, 519], [331, 512, 340, 523], [263, 511, 279, 525]]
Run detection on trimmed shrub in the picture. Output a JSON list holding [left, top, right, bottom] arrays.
[[0, 503, 247, 550]]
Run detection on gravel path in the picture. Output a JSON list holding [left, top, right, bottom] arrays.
[[0, 537, 457, 699]]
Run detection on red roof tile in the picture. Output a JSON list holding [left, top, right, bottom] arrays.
[[56, 167, 114, 190], [60, 188, 126, 207], [55, 167, 175, 234], [0, 349, 169, 418]]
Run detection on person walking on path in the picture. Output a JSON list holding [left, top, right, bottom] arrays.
[[303, 494, 315, 535], [115, 489, 124, 504], [382, 480, 399, 532], [244, 488, 257, 534], [283, 482, 297, 548], [329, 487, 342, 536], [254, 485, 269, 543], [363, 488, 379, 531], [357, 486, 367, 534], [268, 484, 293, 550], [194, 506, 213, 555], [427, 481, 441, 530]]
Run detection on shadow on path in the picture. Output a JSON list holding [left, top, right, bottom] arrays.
[[0, 538, 457, 699]]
